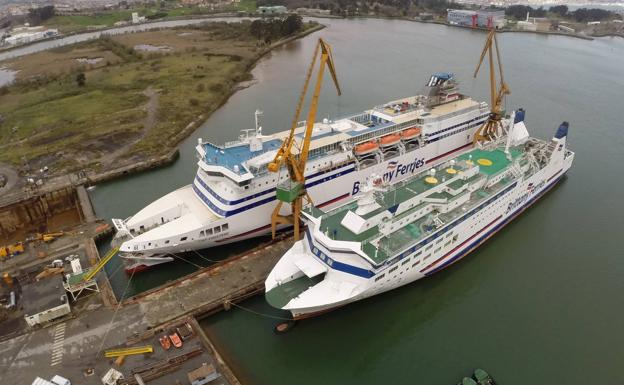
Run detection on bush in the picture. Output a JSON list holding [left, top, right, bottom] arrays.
[[189, 98, 199, 106]]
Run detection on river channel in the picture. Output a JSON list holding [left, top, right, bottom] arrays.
[[88, 18, 623, 385]]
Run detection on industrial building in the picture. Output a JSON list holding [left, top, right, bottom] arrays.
[[4, 27, 58, 46], [257, 6, 288, 15], [447, 9, 505, 29], [22, 276, 70, 327]]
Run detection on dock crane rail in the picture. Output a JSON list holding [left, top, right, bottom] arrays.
[[268, 38, 341, 241], [83, 246, 120, 282]]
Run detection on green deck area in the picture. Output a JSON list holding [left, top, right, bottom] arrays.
[[265, 275, 324, 308], [458, 148, 522, 176], [310, 147, 527, 265]]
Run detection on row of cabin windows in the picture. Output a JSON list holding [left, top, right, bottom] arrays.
[[161, 224, 230, 245]]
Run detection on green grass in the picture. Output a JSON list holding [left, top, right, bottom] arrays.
[[235, 0, 257, 12]]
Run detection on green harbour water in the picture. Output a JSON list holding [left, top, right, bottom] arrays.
[[90, 18, 624, 385]]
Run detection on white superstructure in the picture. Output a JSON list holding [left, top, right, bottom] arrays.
[[265, 113, 574, 319], [113, 73, 489, 273]]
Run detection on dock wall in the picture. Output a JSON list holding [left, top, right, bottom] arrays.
[[0, 186, 80, 243]]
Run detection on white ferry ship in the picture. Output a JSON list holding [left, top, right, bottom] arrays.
[[113, 73, 490, 273], [265, 112, 574, 319]]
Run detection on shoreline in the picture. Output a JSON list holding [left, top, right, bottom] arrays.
[[19, 23, 324, 188]]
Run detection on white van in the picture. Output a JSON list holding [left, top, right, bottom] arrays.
[[51, 375, 71, 385], [31, 378, 54, 385]]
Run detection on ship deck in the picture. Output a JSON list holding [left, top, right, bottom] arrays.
[[312, 146, 525, 265]]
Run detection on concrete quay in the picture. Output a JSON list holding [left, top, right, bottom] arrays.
[[128, 233, 293, 327]]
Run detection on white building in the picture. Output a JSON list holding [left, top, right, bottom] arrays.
[[131, 12, 146, 24], [22, 277, 71, 327]]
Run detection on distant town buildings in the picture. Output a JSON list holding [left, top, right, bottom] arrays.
[[295, 8, 331, 16], [447, 9, 506, 29]]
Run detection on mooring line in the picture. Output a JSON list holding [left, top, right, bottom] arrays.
[[227, 301, 293, 321], [95, 268, 135, 358]]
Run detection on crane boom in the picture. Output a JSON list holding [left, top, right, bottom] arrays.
[[268, 38, 341, 241], [473, 29, 510, 145]]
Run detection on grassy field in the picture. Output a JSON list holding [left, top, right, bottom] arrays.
[[44, 2, 257, 33], [0, 22, 270, 173]]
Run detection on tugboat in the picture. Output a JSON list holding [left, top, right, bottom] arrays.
[[473, 369, 496, 385]]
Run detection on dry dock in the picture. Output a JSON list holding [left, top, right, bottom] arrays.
[[125, 233, 293, 327]]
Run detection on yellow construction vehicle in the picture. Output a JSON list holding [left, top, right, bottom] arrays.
[[37, 232, 65, 243], [473, 28, 511, 145], [268, 38, 341, 241], [0, 243, 24, 259]]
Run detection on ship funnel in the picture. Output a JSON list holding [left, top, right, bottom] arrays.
[[554, 122, 569, 139]]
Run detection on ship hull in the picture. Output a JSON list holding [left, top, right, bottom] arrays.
[[118, 139, 476, 268], [267, 141, 574, 319]]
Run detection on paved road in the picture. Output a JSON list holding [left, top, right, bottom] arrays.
[[0, 304, 148, 385]]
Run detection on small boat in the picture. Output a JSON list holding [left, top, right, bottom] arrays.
[[354, 141, 379, 156], [159, 335, 171, 350], [379, 133, 401, 147], [459, 377, 477, 385], [473, 369, 496, 385], [169, 332, 183, 348], [401, 127, 421, 140]]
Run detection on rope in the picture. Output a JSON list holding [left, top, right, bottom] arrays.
[[227, 301, 293, 321], [191, 249, 219, 264], [95, 268, 135, 358], [166, 252, 204, 270]]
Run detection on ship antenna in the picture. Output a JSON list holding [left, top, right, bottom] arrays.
[[255, 109, 263, 135]]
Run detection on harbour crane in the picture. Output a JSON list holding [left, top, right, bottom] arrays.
[[267, 38, 341, 241], [473, 28, 511, 145]]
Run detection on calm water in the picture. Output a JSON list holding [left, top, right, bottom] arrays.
[[90, 18, 624, 385]]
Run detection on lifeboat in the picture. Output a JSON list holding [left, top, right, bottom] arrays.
[[401, 127, 421, 140], [354, 141, 379, 156], [379, 134, 401, 147]]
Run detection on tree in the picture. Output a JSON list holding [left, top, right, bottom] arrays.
[[282, 14, 303, 36], [549, 5, 568, 17], [27, 5, 55, 25], [76, 72, 86, 87]]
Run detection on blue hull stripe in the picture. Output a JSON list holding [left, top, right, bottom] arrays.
[[194, 166, 356, 217], [196, 162, 356, 206]]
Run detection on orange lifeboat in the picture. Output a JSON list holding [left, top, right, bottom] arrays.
[[354, 141, 379, 156], [401, 127, 421, 140], [379, 134, 401, 147]]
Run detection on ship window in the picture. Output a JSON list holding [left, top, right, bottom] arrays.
[[180, 237, 188, 242], [207, 228, 213, 235], [165, 240, 170, 244], [423, 254, 431, 260], [444, 240, 452, 247], [426, 244, 433, 251], [453, 235, 458, 242], [389, 266, 398, 273], [200, 231, 205, 237], [222, 224, 228, 231], [148, 243, 151, 246], [375, 274, 385, 282], [140, 225, 145, 231], [214, 226, 221, 233], [412, 261, 420, 267], [435, 247, 441, 253], [402, 259, 410, 265]]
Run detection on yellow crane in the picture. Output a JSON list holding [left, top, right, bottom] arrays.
[[473, 28, 511, 145], [267, 38, 341, 241]]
